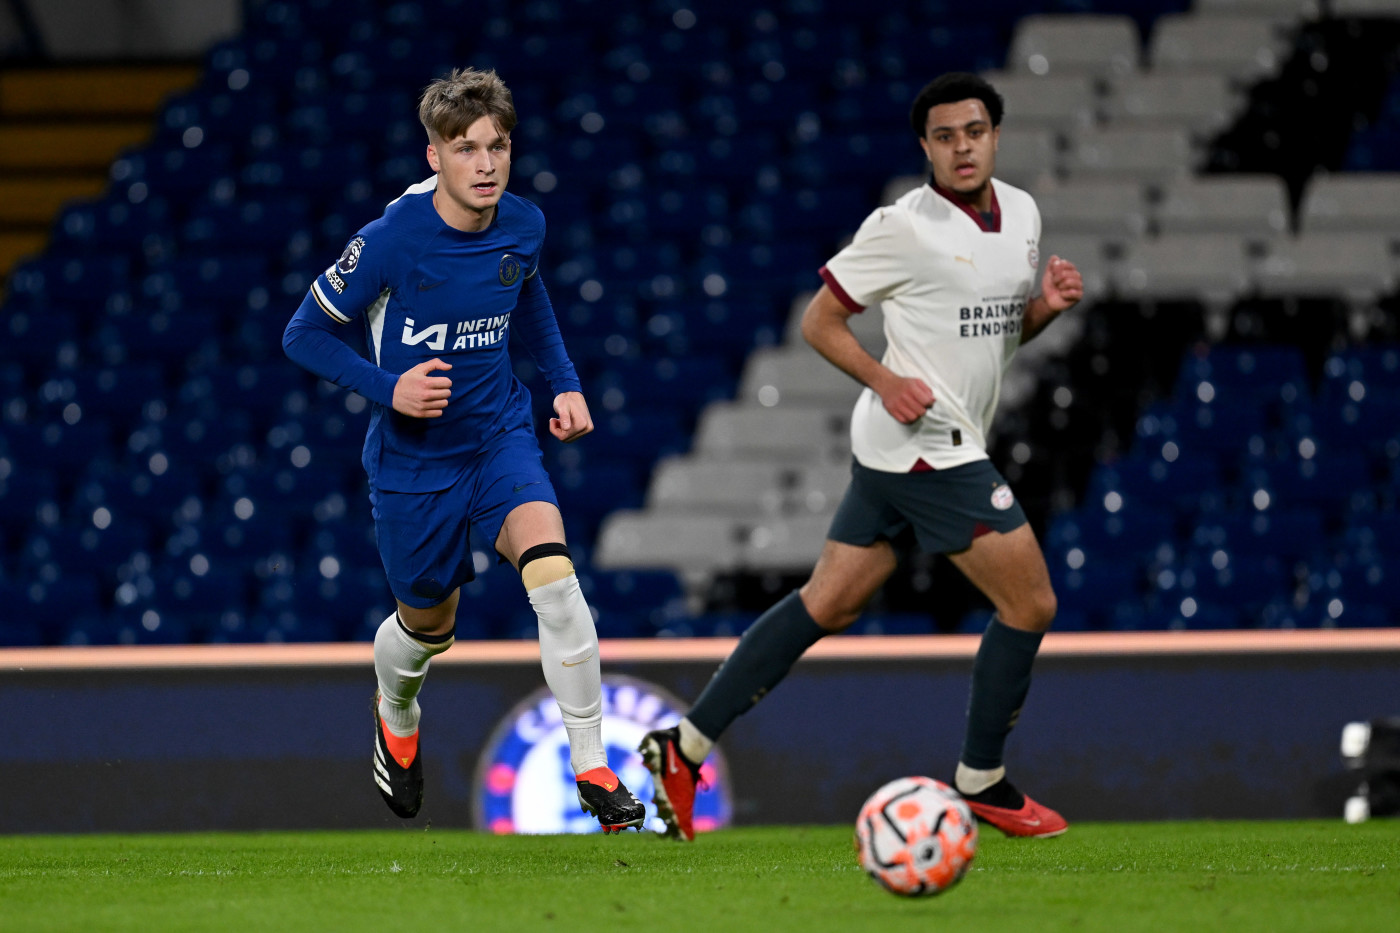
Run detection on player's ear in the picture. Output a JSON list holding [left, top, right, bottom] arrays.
[[426, 142, 441, 173]]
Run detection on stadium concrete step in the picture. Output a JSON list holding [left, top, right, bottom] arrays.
[[0, 65, 200, 116], [0, 64, 198, 279], [0, 176, 106, 224]]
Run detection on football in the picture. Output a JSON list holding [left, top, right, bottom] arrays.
[[854, 776, 978, 897]]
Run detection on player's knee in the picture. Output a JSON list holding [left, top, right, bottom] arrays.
[[798, 585, 863, 633], [1009, 588, 1057, 633], [519, 543, 574, 590]]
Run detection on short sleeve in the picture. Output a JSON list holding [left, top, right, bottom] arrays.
[[308, 229, 392, 324], [820, 206, 916, 311]]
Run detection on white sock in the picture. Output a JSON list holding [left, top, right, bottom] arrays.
[[678, 717, 714, 765], [528, 574, 606, 773], [955, 762, 1006, 796], [374, 612, 452, 737]]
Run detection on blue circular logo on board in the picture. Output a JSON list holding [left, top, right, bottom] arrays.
[[473, 675, 733, 835]]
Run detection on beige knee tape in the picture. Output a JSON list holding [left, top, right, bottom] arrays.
[[522, 553, 575, 590]]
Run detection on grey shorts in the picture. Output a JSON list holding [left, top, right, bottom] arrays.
[[827, 458, 1028, 555]]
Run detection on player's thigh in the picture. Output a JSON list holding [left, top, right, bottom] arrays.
[[495, 500, 567, 568], [800, 538, 900, 632], [945, 524, 1057, 632], [372, 485, 474, 626], [468, 428, 563, 567]]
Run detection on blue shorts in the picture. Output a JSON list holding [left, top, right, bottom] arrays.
[[370, 426, 559, 609]]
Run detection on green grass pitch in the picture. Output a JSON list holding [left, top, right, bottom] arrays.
[[1, 822, 1393, 932]]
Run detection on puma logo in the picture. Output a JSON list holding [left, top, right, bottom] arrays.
[[954, 255, 976, 268]]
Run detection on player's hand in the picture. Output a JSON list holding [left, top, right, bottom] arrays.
[[877, 373, 935, 425], [550, 391, 594, 443], [393, 359, 453, 418], [1040, 255, 1084, 312]]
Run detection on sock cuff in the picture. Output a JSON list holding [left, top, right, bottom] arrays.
[[397, 612, 455, 648], [986, 615, 1044, 651]]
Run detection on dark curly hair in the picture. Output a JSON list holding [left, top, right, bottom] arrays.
[[909, 72, 1005, 137]]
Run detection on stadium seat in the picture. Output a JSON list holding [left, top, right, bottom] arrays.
[[1154, 175, 1290, 237], [980, 73, 1098, 132], [741, 514, 833, 572], [593, 511, 742, 575], [736, 346, 862, 408], [1255, 233, 1398, 303], [646, 457, 788, 516], [1102, 73, 1243, 138], [1030, 179, 1149, 240], [1148, 15, 1290, 81], [692, 402, 850, 463], [1064, 127, 1197, 183], [1297, 173, 1400, 235], [1114, 234, 1254, 303], [985, 126, 1058, 190], [1006, 15, 1141, 78]]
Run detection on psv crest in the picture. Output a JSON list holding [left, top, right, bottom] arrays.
[[498, 253, 522, 286]]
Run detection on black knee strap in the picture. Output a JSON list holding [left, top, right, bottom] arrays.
[[397, 612, 454, 645], [518, 542, 572, 570]]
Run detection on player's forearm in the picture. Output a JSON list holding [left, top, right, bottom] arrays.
[[1020, 296, 1062, 344], [512, 275, 582, 395], [802, 308, 895, 395], [283, 301, 398, 408]]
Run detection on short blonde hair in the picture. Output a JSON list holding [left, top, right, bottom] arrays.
[[418, 67, 517, 142]]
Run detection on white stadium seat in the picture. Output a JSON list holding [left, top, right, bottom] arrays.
[[1037, 233, 1115, 300], [1298, 173, 1400, 235], [981, 72, 1098, 131], [990, 125, 1059, 190], [1102, 73, 1243, 137], [1064, 127, 1196, 183], [1007, 15, 1142, 78], [1155, 175, 1291, 236], [742, 514, 836, 572], [788, 462, 853, 515], [737, 346, 863, 407], [593, 511, 742, 573], [1031, 178, 1149, 240], [1255, 233, 1398, 303], [646, 457, 789, 516], [692, 401, 850, 462], [1114, 233, 1253, 303], [1148, 15, 1290, 81]]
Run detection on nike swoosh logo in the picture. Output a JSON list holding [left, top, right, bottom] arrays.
[[419, 279, 446, 291], [667, 749, 681, 775], [562, 653, 594, 667], [513, 481, 542, 493]]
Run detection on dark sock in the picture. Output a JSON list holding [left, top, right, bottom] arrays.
[[686, 591, 827, 740], [960, 616, 1044, 770]]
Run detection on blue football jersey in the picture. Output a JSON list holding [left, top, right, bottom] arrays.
[[294, 177, 580, 491]]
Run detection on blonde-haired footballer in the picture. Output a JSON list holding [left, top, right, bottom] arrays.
[[284, 68, 644, 832], [641, 72, 1084, 841]]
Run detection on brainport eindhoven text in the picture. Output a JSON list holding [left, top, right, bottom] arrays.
[[958, 301, 1024, 337]]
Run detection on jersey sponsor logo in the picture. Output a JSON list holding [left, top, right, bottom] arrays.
[[958, 301, 1025, 338], [1027, 240, 1039, 271], [991, 484, 1015, 510], [472, 675, 733, 835], [325, 267, 347, 294], [402, 317, 448, 351], [336, 236, 365, 275], [498, 253, 522, 287], [401, 315, 512, 352]]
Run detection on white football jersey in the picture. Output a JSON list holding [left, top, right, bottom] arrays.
[[820, 178, 1042, 472]]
